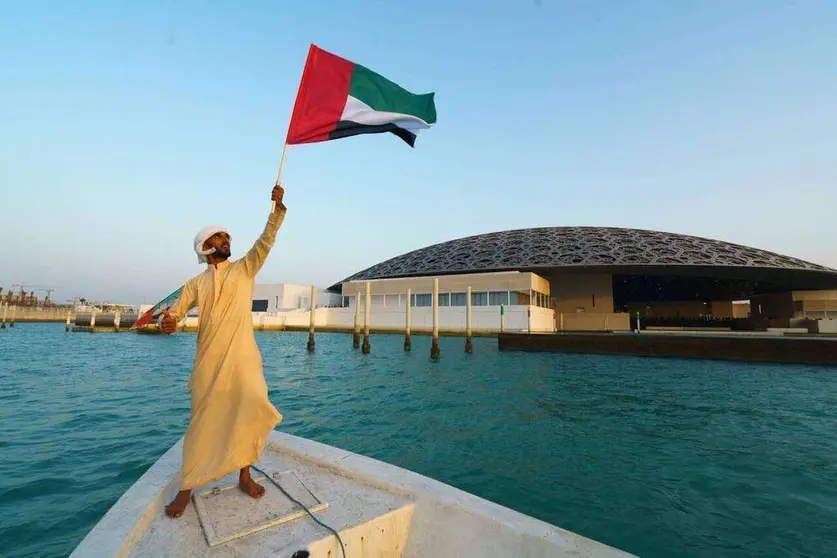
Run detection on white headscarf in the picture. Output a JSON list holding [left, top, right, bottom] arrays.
[[193, 225, 229, 264]]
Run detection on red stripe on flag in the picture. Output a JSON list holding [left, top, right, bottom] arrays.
[[286, 44, 354, 145]]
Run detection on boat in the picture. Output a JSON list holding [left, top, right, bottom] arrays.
[[71, 431, 634, 557]]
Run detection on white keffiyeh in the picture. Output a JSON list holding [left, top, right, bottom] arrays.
[[193, 225, 229, 264]]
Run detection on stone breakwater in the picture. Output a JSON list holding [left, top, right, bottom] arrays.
[[0, 306, 72, 323]]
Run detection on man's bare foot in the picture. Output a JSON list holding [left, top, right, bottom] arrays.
[[165, 489, 191, 518], [239, 466, 266, 499]]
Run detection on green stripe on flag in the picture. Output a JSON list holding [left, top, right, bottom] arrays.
[[349, 64, 437, 124]]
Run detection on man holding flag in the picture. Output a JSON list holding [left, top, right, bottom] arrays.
[[152, 42, 434, 519], [160, 184, 287, 518]]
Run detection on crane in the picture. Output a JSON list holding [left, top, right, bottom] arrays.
[[10, 284, 58, 306]]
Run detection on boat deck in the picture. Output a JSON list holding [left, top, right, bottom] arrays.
[[72, 432, 634, 557], [132, 446, 410, 556]]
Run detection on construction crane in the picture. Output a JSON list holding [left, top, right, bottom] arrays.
[[10, 284, 58, 306]]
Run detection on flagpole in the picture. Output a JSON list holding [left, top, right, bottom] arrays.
[[271, 43, 312, 212], [271, 142, 288, 213], [275, 142, 288, 185]]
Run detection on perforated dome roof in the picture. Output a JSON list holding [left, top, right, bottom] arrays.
[[336, 226, 836, 287]]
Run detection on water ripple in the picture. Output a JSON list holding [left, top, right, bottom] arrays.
[[1, 325, 837, 557]]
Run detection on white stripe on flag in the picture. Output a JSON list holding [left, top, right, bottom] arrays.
[[340, 96, 432, 132]]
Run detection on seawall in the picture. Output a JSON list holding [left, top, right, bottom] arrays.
[[498, 332, 837, 366], [3, 308, 72, 323]]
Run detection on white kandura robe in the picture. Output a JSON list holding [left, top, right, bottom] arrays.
[[167, 209, 285, 490]]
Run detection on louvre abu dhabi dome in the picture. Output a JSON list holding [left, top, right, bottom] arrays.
[[333, 227, 837, 298]]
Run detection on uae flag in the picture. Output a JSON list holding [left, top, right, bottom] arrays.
[[286, 44, 436, 147]]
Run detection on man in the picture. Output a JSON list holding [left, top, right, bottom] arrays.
[[161, 184, 287, 518]]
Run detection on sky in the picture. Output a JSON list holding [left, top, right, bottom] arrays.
[[2, 1, 836, 305]]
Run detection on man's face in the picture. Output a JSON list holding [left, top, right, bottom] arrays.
[[203, 231, 231, 259]]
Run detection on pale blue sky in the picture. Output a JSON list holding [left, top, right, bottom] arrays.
[[2, 1, 836, 304]]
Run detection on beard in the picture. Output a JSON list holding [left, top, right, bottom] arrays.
[[215, 246, 231, 258]]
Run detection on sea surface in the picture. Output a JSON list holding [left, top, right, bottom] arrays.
[[1, 323, 836, 557]]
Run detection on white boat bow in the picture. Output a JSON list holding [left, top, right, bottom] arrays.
[[71, 431, 634, 557]]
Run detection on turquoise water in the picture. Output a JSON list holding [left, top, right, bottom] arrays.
[[1, 324, 836, 557]]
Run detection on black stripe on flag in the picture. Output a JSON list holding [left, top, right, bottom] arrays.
[[330, 120, 417, 147]]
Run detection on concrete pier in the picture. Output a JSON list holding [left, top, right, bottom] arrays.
[[307, 285, 316, 352], [353, 291, 361, 349], [71, 312, 138, 332], [0, 306, 74, 323], [431, 278, 440, 359], [404, 288, 412, 352], [362, 282, 371, 354], [498, 331, 837, 366], [465, 286, 473, 353]]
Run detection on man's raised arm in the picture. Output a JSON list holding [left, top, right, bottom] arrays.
[[242, 184, 287, 277]]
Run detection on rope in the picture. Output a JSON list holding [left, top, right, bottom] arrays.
[[249, 464, 346, 558]]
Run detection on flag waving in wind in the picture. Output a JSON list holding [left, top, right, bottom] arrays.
[[286, 44, 437, 147]]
